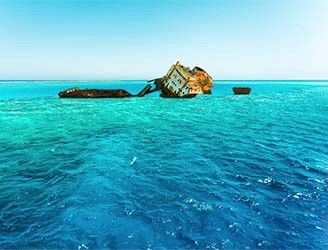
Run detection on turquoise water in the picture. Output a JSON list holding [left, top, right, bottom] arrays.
[[0, 81, 327, 249]]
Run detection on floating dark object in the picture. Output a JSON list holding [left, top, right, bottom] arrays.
[[233, 87, 251, 95]]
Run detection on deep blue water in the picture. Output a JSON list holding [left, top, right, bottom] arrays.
[[0, 81, 327, 249]]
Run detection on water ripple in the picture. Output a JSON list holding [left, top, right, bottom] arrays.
[[0, 84, 327, 249]]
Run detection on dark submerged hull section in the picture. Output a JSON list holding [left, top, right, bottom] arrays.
[[59, 88, 133, 98], [59, 83, 161, 99], [160, 93, 197, 98], [154, 78, 178, 98]]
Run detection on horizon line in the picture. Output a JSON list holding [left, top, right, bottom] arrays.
[[0, 79, 328, 82]]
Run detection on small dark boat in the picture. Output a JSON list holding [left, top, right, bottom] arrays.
[[233, 87, 252, 95]]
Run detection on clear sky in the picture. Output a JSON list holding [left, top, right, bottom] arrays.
[[0, 0, 327, 80]]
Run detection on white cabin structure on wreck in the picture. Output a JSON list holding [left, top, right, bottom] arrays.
[[160, 61, 213, 97]]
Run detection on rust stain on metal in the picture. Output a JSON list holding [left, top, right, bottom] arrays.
[[152, 61, 213, 98]]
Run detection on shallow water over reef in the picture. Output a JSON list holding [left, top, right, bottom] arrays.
[[0, 81, 327, 249]]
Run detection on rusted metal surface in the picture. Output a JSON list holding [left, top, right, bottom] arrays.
[[154, 61, 213, 98], [58, 84, 160, 98]]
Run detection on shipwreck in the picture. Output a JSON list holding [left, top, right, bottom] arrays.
[[58, 61, 213, 99], [149, 61, 213, 98]]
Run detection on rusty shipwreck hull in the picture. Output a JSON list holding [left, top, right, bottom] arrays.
[[58, 84, 159, 98], [58, 88, 132, 98]]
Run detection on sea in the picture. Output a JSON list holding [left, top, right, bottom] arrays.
[[0, 80, 327, 249]]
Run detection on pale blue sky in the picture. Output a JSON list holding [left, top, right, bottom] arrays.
[[0, 0, 327, 80]]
